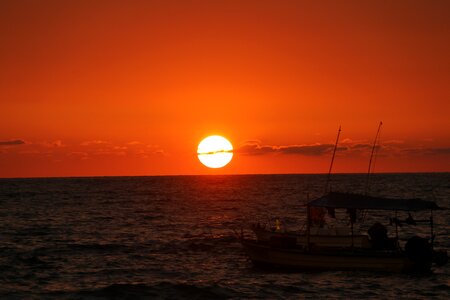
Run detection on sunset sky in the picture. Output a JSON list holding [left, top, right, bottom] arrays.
[[1, 0, 449, 178]]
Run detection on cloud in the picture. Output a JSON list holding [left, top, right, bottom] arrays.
[[198, 149, 233, 156], [39, 140, 65, 148], [78, 139, 165, 158], [279, 144, 337, 155], [400, 147, 450, 156], [113, 146, 128, 150], [68, 152, 89, 160], [235, 139, 436, 157], [236, 141, 340, 156], [383, 139, 405, 145], [80, 140, 109, 146], [235, 141, 277, 155], [431, 148, 450, 155], [0, 139, 26, 146], [350, 143, 373, 150]]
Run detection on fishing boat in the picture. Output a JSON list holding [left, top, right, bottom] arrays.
[[241, 124, 447, 272], [241, 192, 448, 272], [249, 125, 369, 250], [251, 221, 371, 249]]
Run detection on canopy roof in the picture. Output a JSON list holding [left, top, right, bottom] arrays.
[[308, 192, 443, 211]]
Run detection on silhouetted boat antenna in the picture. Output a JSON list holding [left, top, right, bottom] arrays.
[[325, 125, 341, 192], [365, 121, 383, 195]]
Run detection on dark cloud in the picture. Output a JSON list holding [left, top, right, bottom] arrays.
[[0, 139, 25, 146], [431, 148, 450, 155], [236, 141, 342, 156], [236, 138, 422, 157], [235, 141, 276, 155], [350, 143, 373, 150], [289, 142, 450, 157], [198, 149, 233, 155], [347, 143, 384, 154], [401, 147, 450, 156], [279, 144, 336, 155]]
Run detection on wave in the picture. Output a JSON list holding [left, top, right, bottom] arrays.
[[72, 282, 239, 299], [156, 235, 240, 254]]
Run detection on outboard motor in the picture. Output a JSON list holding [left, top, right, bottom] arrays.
[[405, 236, 433, 270]]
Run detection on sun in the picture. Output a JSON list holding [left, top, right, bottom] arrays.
[[197, 135, 233, 168]]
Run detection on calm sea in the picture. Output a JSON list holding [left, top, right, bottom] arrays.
[[0, 173, 449, 299]]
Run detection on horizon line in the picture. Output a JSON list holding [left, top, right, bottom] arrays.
[[0, 171, 448, 180]]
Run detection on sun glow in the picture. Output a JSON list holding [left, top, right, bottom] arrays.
[[197, 135, 233, 168]]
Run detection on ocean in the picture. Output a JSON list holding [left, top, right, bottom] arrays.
[[0, 173, 449, 299]]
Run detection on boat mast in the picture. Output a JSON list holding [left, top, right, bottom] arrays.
[[325, 125, 341, 193], [365, 121, 382, 195]]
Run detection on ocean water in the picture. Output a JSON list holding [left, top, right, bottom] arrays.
[[0, 173, 449, 299]]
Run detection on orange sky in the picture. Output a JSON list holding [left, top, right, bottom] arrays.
[[1, 0, 449, 178]]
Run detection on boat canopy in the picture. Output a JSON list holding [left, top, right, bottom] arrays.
[[308, 192, 443, 211]]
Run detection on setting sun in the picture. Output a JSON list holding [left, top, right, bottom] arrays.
[[197, 135, 233, 168]]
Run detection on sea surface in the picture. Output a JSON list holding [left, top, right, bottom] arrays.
[[0, 173, 449, 299]]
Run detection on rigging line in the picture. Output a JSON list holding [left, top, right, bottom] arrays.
[[325, 125, 341, 193], [365, 121, 383, 195], [371, 127, 382, 175]]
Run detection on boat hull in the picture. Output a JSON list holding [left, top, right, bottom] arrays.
[[242, 239, 425, 273], [253, 227, 372, 249]]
